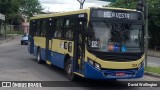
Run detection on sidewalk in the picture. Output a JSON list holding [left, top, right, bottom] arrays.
[[0, 35, 15, 44], [148, 49, 160, 58]]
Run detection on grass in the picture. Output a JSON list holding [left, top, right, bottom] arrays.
[[145, 66, 160, 74]]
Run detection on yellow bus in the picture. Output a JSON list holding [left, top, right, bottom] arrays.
[[28, 7, 145, 80]]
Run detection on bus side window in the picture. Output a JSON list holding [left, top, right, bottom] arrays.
[[31, 20, 37, 36], [41, 19, 46, 37], [30, 20, 35, 36], [36, 20, 41, 36], [54, 18, 63, 38], [38, 19, 47, 37], [63, 17, 74, 40]]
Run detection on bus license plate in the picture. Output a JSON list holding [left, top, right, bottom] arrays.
[[116, 72, 125, 76]]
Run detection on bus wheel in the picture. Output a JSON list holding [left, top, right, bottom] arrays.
[[37, 49, 42, 64], [65, 59, 76, 81]]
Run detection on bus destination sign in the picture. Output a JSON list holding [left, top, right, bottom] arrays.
[[103, 11, 130, 19], [91, 10, 141, 20]]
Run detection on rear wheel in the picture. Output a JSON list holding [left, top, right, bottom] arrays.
[[65, 58, 77, 81], [37, 48, 43, 64]]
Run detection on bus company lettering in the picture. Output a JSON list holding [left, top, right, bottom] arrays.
[[12, 82, 42, 87], [104, 11, 130, 19]]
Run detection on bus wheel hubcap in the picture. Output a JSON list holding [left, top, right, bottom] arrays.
[[67, 64, 72, 74], [37, 53, 40, 61]]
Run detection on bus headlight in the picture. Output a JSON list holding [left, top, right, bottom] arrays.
[[95, 63, 101, 70], [88, 58, 94, 66], [88, 58, 101, 70], [138, 61, 144, 70]]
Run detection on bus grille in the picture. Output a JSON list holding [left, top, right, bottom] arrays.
[[92, 52, 143, 62]]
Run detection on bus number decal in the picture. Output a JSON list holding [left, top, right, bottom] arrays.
[[132, 64, 138, 68], [91, 41, 98, 48]]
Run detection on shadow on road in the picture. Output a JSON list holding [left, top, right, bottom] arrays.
[[30, 58, 67, 79]]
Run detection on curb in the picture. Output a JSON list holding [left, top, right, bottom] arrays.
[[144, 71, 160, 78], [147, 55, 160, 58], [0, 36, 14, 44]]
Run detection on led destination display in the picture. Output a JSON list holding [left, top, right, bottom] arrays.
[[91, 9, 142, 20]]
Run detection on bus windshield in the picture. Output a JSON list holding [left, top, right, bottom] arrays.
[[87, 21, 143, 53]]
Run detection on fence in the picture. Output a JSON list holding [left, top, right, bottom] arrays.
[[0, 24, 28, 41]]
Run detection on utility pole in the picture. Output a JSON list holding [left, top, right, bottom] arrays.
[[137, 0, 148, 67], [4, 21, 6, 40], [140, 0, 149, 68], [77, 0, 85, 9], [144, 1, 148, 67]]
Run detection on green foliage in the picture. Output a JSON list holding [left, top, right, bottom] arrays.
[[20, 0, 43, 17], [0, 0, 43, 24], [104, 0, 160, 48], [0, 0, 21, 24], [100, 0, 117, 2], [146, 0, 160, 47], [145, 66, 160, 74], [109, 0, 139, 9]]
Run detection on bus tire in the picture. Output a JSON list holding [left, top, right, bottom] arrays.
[[37, 48, 43, 64], [65, 58, 77, 81]]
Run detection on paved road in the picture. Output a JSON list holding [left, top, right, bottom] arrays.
[[0, 36, 160, 90]]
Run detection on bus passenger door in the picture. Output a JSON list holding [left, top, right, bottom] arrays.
[[45, 18, 55, 61], [74, 15, 86, 74]]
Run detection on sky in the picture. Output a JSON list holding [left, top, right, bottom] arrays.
[[39, 0, 110, 12]]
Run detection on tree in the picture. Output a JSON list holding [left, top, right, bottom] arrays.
[[147, 0, 160, 47], [20, 0, 43, 17], [109, 0, 139, 9], [0, 0, 22, 24], [0, 0, 43, 24]]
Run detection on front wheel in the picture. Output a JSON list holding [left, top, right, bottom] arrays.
[[65, 59, 77, 81]]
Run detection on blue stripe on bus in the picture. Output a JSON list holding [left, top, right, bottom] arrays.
[[33, 45, 144, 79], [28, 36, 34, 54], [33, 45, 65, 69], [84, 62, 144, 79], [50, 51, 65, 69], [84, 62, 105, 79], [40, 48, 46, 60], [33, 46, 38, 56]]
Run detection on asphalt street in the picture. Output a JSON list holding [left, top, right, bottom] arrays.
[[0, 36, 160, 90]]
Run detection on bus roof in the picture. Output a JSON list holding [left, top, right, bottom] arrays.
[[30, 9, 88, 20], [94, 7, 137, 11], [30, 7, 138, 20]]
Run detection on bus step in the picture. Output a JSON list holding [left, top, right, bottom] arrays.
[[73, 72, 84, 77], [46, 60, 52, 65]]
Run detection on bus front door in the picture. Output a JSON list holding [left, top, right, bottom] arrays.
[[74, 18, 86, 74]]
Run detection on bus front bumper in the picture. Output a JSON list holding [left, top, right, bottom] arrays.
[[84, 62, 144, 80]]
